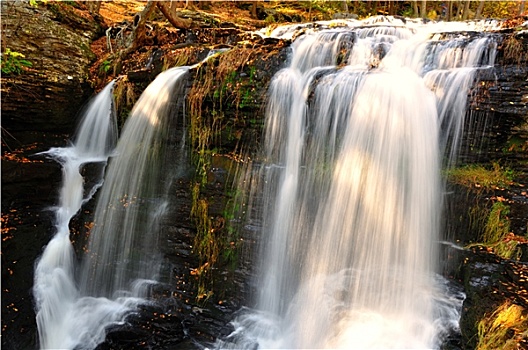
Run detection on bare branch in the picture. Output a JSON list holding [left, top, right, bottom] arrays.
[[122, 0, 156, 56], [157, 1, 192, 29]]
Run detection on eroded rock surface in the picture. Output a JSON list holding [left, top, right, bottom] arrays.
[[1, 1, 103, 132]]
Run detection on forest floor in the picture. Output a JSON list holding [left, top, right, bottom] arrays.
[[99, 0, 268, 28], [89, 1, 277, 89]]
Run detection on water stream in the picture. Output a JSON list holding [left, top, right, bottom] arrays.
[[34, 81, 118, 349], [220, 17, 497, 349], [78, 67, 189, 299], [33, 67, 189, 349]]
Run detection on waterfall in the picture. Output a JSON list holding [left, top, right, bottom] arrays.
[[79, 67, 189, 298], [33, 81, 119, 349], [221, 17, 497, 349], [33, 66, 189, 350]]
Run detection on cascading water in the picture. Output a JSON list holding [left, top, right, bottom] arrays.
[[33, 81, 119, 349], [220, 17, 497, 349], [78, 67, 189, 299], [33, 66, 189, 349]]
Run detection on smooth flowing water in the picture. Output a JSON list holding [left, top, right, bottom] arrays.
[[33, 81, 119, 349], [79, 67, 189, 298], [220, 17, 497, 349], [33, 66, 189, 349]]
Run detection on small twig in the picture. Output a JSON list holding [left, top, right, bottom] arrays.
[[1, 127, 21, 152], [105, 27, 113, 53]]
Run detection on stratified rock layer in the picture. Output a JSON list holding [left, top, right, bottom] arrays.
[[1, 1, 103, 133]]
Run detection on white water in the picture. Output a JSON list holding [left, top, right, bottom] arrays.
[[33, 81, 121, 349], [220, 17, 498, 349], [33, 66, 189, 349], [79, 67, 189, 299]]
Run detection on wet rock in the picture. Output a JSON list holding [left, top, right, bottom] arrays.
[[333, 12, 359, 20], [1, 134, 65, 350], [95, 303, 186, 350], [453, 248, 528, 349], [464, 32, 528, 164]]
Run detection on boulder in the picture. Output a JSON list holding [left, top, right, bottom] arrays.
[[1, 1, 104, 133]]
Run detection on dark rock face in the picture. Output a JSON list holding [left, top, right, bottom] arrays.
[[466, 33, 528, 161], [458, 249, 528, 349], [443, 243, 528, 349], [1, 1, 103, 133], [447, 32, 528, 256], [94, 39, 288, 348], [1, 133, 65, 350], [445, 31, 528, 349]]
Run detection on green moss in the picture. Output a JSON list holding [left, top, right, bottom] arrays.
[[188, 47, 257, 177], [190, 179, 241, 303], [483, 202, 511, 243], [503, 134, 528, 154], [1, 48, 32, 75], [221, 189, 243, 268], [446, 162, 515, 190], [483, 201, 520, 260], [47, 3, 64, 21], [186, 46, 268, 301], [239, 87, 257, 109], [80, 42, 95, 62], [476, 301, 527, 350], [467, 201, 522, 260], [190, 182, 216, 302]]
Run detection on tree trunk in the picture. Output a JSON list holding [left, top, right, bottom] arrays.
[[157, 1, 192, 29], [251, 1, 257, 18], [447, 1, 453, 21], [421, 0, 427, 18], [122, 0, 157, 56], [352, 1, 360, 14], [475, 0, 485, 19], [185, 0, 196, 10], [414, 1, 419, 18], [341, 0, 349, 12], [462, 0, 471, 20], [520, 0, 526, 14]]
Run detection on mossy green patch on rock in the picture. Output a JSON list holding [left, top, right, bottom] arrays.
[[446, 162, 515, 191], [185, 40, 288, 301], [476, 301, 528, 350]]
